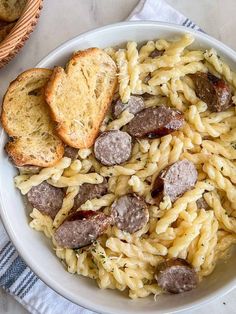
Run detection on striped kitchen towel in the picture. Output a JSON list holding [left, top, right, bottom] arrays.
[[128, 0, 202, 31], [0, 0, 201, 313]]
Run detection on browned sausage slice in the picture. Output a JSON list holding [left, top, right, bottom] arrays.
[[126, 106, 184, 138], [112, 96, 145, 119], [111, 194, 149, 233], [151, 160, 197, 203], [155, 258, 198, 293], [27, 181, 65, 219], [149, 49, 164, 58], [64, 146, 78, 160], [72, 179, 108, 211], [54, 210, 111, 248], [191, 72, 232, 112], [94, 130, 132, 166], [196, 196, 209, 210]]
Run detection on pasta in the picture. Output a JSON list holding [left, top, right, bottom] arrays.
[[15, 157, 71, 194], [53, 186, 80, 228], [116, 49, 131, 103], [127, 41, 141, 93], [12, 34, 236, 300]]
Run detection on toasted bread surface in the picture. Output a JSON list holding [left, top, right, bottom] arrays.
[[1, 68, 64, 167], [0, 22, 15, 42], [0, 0, 26, 22], [45, 48, 117, 148]]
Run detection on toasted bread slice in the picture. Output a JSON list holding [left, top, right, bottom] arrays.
[[1, 68, 64, 167], [0, 0, 26, 22], [45, 48, 117, 148]]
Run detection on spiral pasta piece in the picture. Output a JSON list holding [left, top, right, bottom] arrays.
[[203, 163, 236, 207], [202, 140, 236, 159], [208, 155, 236, 184], [169, 136, 184, 164], [48, 172, 104, 188], [155, 181, 214, 234], [220, 128, 236, 142], [29, 208, 54, 238], [129, 284, 161, 299], [204, 192, 236, 233], [204, 48, 236, 88], [191, 211, 214, 270], [188, 105, 230, 137], [199, 217, 218, 277], [53, 186, 80, 227], [140, 55, 181, 73], [164, 34, 194, 56], [127, 41, 141, 92], [55, 246, 78, 274], [182, 123, 202, 145], [149, 62, 207, 86], [156, 134, 172, 173], [116, 49, 131, 103], [15, 157, 71, 194], [107, 110, 134, 130], [180, 50, 204, 64], [63, 160, 82, 177], [106, 237, 163, 266], [139, 41, 156, 62], [168, 209, 208, 258], [128, 175, 146, 194], [80, 194, 115, 211]]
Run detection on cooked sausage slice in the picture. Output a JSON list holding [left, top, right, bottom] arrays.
[[27, 181, 65, 219], [72, 179, 108, 211], [54, 210, 111, 248], [126, 106, 184, 138], [196, 196, 209, 210], [149, 49, 164, 58], [64, 146, 78, 160], [112, 96, 145, 119], [111, 194, 149, 233], [191, 72, 232, 112], [151, 160, 197, 203], [94, 130, 132, 166], [155, 258, 198, 294]]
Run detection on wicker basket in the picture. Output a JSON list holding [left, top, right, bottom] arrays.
[[0, 0, 43, 68]]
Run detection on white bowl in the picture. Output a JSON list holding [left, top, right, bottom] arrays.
[[1, 21, 236, 314]]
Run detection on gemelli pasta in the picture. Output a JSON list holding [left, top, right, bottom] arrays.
[[12, 34, 236, 299]]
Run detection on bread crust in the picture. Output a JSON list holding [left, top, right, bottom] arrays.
[[0, 0, 26, 22], [0, 22, 15, 42], [45, 48, 117, 148], [1, 68, 64, 167]]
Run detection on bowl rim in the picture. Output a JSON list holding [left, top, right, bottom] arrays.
[[1, 20, 236, 314]]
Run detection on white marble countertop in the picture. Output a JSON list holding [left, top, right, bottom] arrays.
[[1, 0, 236, 313]]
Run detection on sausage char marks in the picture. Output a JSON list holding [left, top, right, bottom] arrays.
[[54, 210, 112, 249], [111, 194, 149, 233], [126, 106, 184, 138], [155, 258, 198, 294], [191, 72, 232, 112], [152, 159, 198, 203]]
